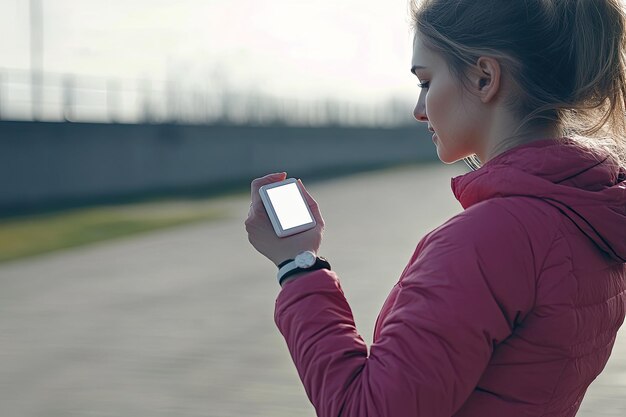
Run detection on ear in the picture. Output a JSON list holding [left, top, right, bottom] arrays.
[[474, 56, 501, 103]]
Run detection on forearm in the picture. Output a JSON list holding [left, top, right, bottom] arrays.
[[275, 269, 369, 416]]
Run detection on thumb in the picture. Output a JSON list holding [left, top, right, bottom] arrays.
[[298, 179, 324, 226]]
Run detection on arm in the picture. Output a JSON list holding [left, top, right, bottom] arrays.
[[274, 201, 536, 417], [280, 270, 317, 287]]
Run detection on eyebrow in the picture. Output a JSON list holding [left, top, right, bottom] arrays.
[[411, 65, 427, 75]]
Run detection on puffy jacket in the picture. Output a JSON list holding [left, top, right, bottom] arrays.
[[274, 137, 626, 417]]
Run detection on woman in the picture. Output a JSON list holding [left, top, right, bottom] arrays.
[[245, 0, 626, 416]]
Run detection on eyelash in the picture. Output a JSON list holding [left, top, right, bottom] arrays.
[[418, 81, 430, 89]]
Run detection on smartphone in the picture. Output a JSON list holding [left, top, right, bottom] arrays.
[[259, 178, 317, 238]]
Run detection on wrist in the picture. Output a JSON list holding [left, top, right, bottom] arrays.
[[275, 250, 316, 268], [276, 251, 331, 287]]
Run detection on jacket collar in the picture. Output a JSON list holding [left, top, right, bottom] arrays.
[[450, 137, 626, 262]]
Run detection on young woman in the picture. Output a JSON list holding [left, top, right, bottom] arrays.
[[245, 0, 626, 415]]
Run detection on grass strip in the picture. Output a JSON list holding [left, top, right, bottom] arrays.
[[0, 202, 228, 263]]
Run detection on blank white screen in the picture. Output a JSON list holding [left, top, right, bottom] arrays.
[[266, 183, 313, 230]]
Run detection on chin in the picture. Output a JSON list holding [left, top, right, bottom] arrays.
[[435, 139, 475, 165], [436, 148, 465, 165]]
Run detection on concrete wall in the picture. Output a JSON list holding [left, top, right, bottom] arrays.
[[0, 121, 436, 215]]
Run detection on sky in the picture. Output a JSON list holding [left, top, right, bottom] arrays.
[[0, 0, 418, 104]]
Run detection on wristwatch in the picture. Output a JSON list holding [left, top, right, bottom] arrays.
[[277, 250, 331, 286]]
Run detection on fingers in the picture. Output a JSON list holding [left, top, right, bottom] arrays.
[[247, 173, 325, 234], [251, 172, 286, 188]]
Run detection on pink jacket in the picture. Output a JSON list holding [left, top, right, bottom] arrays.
[[274, 137, 626, 417]]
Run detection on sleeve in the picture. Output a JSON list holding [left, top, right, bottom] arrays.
[[274, 200, 537, 417]]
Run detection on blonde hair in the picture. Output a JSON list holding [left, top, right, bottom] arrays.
[[410, 0, 626, 170]]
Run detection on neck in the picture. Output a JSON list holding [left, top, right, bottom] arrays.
[[477, 111, 562, 163]]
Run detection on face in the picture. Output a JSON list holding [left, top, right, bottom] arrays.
[[411, 34, 484, 164]]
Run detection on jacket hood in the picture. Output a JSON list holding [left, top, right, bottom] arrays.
[[451, 137, 626, 263]]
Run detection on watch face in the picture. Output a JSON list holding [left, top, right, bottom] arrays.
[[295, 251, 316, 268]]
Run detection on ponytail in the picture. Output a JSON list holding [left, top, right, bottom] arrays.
[[559, 0, 626, 166]]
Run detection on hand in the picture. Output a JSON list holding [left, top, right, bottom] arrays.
[[245, 172, 325, 267]]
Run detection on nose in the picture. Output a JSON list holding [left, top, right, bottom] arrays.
[[413, 90, 428, 122]]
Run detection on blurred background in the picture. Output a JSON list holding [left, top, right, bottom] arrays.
[[0, 0, 435, 220], [0, 1, 624, 416], [0, 0, 417, 125]]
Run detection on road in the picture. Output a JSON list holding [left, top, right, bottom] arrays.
[[0, 162, 624, 416]]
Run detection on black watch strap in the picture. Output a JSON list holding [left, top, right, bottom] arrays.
[[278, 259, 293, 268], [278, 257, 331, 286]]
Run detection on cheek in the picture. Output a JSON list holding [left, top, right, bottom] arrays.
[[425, 83, 454, 128], [427, 82, 476, 138]]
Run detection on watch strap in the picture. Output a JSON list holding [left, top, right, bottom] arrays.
[[277, 259, 293, 269], [277, 257, 331, 286]]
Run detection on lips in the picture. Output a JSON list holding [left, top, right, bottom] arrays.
[[428, 126, 437, 141]]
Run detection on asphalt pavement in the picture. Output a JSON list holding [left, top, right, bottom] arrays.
[[0, 162, 624, 416]]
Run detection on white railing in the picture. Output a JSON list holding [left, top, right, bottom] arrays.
[[0, 68, 416, 127]]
